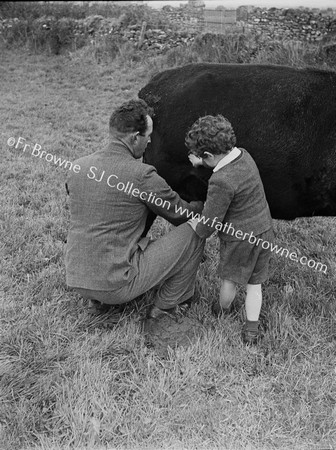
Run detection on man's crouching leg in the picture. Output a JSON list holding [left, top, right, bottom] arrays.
[[143, 224, 205, 353], [149, 223, 205, 315]]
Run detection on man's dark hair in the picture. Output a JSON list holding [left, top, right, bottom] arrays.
[[109, 99, 154, 136], [185, 115, 237, 157]]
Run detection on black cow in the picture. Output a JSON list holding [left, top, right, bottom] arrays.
[[138, 63, 336, 220]]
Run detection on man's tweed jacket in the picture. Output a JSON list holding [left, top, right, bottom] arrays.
[[65, 139, 201, 291]]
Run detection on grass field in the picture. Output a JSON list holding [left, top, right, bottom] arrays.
[[0, 44, 335, 450]]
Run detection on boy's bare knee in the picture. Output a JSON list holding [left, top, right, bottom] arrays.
[[219, 279, 237, 308], [219, 294, 233, 309]]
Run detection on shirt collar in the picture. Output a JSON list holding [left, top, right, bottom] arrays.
[[213, 147, 242, 172]]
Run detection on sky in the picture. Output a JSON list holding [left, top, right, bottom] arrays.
[[144, 0, 336, 9]]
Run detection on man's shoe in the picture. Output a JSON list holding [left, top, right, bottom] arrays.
[[142, 306, 176, 351], [143, 298, 193, 338], [148, 295, 194, 320], [143, 299, 202, 357], [88, 299, 125, 315], [147, 305, 177, 320]]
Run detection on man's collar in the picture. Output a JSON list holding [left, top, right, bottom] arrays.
[[108, 137, 135, 158], [213, 147, 242, 172]]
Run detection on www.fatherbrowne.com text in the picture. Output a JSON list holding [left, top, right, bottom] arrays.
[[174, 205, 328, 274]]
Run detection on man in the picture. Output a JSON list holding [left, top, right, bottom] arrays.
[[65, 99, 204, 321]]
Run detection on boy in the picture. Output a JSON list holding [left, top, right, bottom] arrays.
[[185, 115, 274, 344]]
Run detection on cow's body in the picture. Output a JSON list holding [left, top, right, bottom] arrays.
[[139, 63, 336, 219]]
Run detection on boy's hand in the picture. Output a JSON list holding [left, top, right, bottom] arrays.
[[188, 154, 203, 167], [189, 200, 204, 213], [187, 217, 199, 231]]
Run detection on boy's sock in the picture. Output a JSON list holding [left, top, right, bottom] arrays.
[[245, 284, 262, 321]]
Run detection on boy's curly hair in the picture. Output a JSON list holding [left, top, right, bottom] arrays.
[[185, 115, 236, 157], [109, 99, 154, 136]]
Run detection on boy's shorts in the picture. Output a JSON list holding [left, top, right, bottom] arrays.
[[218, 228, 274, 285]]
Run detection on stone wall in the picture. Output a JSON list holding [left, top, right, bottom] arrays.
[[160, 4, 203, 32], [146, 5, 336, 44], [114, 4, 203, 53], [240, 7, 336, 42], [2, 4, 336, 56]]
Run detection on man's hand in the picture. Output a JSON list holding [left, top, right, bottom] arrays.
[[187, 217, 199, 231], [188, 154, 203, 167]]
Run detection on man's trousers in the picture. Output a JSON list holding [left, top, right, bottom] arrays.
[[74, 223, 205, 310]]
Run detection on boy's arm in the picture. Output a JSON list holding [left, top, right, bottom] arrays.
[[139, 165, 203, 225], [192, 176, 234, 239]]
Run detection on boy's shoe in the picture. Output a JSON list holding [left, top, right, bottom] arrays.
[[242, 329, 259, 345], [242, 321, 260, 345]]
